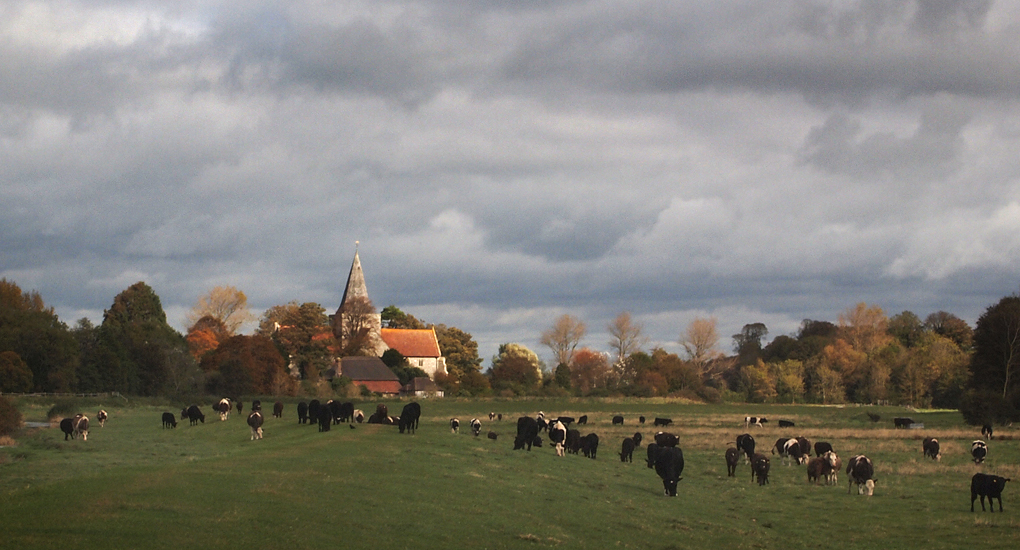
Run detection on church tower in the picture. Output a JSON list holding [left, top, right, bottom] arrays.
[[332, 247, 385, 355]]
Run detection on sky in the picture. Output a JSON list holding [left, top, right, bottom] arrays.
[[4, 0, 1020, 367]]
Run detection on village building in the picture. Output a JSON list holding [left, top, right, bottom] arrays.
[[338, 356, 402, 395], [380, 327, 447, 378], [401, 376, 444, 398]]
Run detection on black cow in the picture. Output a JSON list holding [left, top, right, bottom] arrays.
[[161, 412, 177, 429], [339, 402, 355, 423], [580, 433, 599, 459], [450, 418, 460, 434], [251, 399, 261, 412], [328, 400, 342, 425], [557, 416, 575, 426], [655, 446, 685, 496], [60, 417, 75, 440], [846, 455, 875, 495], [273, 401, 284, 419], [612, 415, 624, 425], [470, 418, 482, 437], [565, 428, 582, 455], [632, 432, 643, 447], [752, 453, 770, 486], [867, 412, 880, 422], [184, 405, 205, 425], [654, 431, 679, 448], [982, 424, 994, 439], [307, 400, 321, 425], [772, 437, 790, 456], [971, 473, 1010, 512], [796, 437, 811, 459], [725, 447, 739, 477], [653, 417, 672, 427], [297, 401, 309, 424], [237, 402, 244, 415], [247, 411, 264, 440], [645, 443, 661, 469], [549, 420, 567, 456], [399, 402, 421, 434], [972, 440, 988, 464], [621, 438, 635, 462], [736, 433, 755, 463], [744, 416, 767, 428], [638, 416, 646, 424], [487, 431, 498, 440], [778, 419, 795, 428], [317, 405, 332, 432], [814, 441, 833, 457], [514, 416, 539, 450], [923, 437, 941, 461], [893, 417, 914, 428], [536, 416, 548, 433], [577, 415, 588, 425]]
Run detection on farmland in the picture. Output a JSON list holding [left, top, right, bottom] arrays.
[[1, 397, 1018, 550]]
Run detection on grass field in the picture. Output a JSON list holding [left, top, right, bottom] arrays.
[[1, 397, 1018, 550]]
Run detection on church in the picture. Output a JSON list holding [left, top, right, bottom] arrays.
[[330, 249, 448, 379]]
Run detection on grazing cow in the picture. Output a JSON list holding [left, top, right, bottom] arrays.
[[566, 428, 582, 454], [247, 411, 264, 440], [744, 416, 768, 428], [654, 431, 679, 448], [327, 400, 342, 424], [487, 431, 498, 440], [317, 405, 332, 432], [531, 436, 543, 448], [580, 433, 599, 459], [450, 418, 460, 434], [307, 400, 321, 425], [971, 440, 988, 464], [549, 420, 567, 456], [971, 473, 1010, 512], [639, 416, 646, 424], [399, 402, 421, 434], [557, 416, 575, 426], [73, 415, 90, 441], [781, 439, 806, 465], [251, 400, 261, 412], [923, 437, 941, 461], [653, 417, 672, 427], [796, 437, 811, 458], [814, 441, 834, 457], [184, 405, 205, 425], [752, 453, 771, 486], [772, 437, 790, 456], [736, 433, 755, 463], [621, 438, 636, 462], [514, 416, 540, 450], [353, 409, 364, 423], [97, 410, 108, 428], [893, 417, 914, 428], [982, 424, 994, 439], [273, 401, 284, 419], [297, 402, 309, 424], [807, 451, 838, 485], [577, 415, 588, 425], [632, 432, 643, 447], [646, 443, 661, 469], [655, 446, 685, 496], [536, 416, 548, 433], [612, 415, 624, 425], [778, 419, 794, 428], [213, 398, 232, 421], [161, 412, 177, 429], [470, 418, 482, 437], [60, 418, 75, 440], [489, 412, 496, 421], [725, 447, 739, 477], [846, 455, 876, 495], [497, 414, 502, 421], [867, 412, 881, 422], [338, 402, 355, 423]]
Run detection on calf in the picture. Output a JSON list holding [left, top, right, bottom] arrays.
[[273, 401, 284, 419], [247, 411, 264, 440], [97, 410, 108, 428], [982, 424, 994, 439], [922, 437, 941, 461], [725, 447, 739, 477], [893, 417, 914, 428], [971, 473, 1010, 512], [470, 418, 482, 437], [654, 431, 679, 448], [450, 418, 460, 434], [620, 438, 635, 462], [297, 401, 309, 424], [565, 428, 582, 454], [161, 412, 177, 429], [632, 432, 643, 447], [846, 455, 876, 495], [549, 420, 567, 456], [487, 431, 498, 440], [752, 453, 771, 486], [73, 415, 90, 441], [646, 443, 661, 469], [655, 446, 685, 496], [577, 415, 588, 425], [580, 433, 599, 459], [612, 415, 624, 425], [778, 419, 794, 428], [971, 440, 988, 464], [807, 451, 838, 485], [736, 433, 755, 463], [60, 418, 75, 440], [653, 417, 672, 427], [744, 416, 768, 428], [639, 416, 646, 424], [514, 416, 540, 451], [814, 441, 833, 457]]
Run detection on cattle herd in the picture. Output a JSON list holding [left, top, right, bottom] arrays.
[[52, 402, 1011, 510]]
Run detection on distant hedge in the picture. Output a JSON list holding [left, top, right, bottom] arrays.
[[0, 396, 22, 436]]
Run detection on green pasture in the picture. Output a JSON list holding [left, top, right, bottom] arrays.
[[1, 397, 1018, 550]]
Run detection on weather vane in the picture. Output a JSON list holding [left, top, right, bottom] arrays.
[[355, 240, 359, 250]]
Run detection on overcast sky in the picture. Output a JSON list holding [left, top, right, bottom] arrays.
[[4, 0, 1020, 366]]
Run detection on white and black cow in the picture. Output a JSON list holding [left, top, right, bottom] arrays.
[[161, 412, 177, 429], [470, 418, 482, 437], [736, 433, 755, 463], [247, 410, 264, 440], [213, 398, 232, 421], [725, 447, 739, 477], [73, 415, 90, 441], [923, 437, 941, 461], [353, 409, 364, 423], [752, 453, 770, 486], [971, 473, 1010, 512], [450, 418, 460, 434], [549, 420, 567, 457], [780, 438, 808, 466], [97, 410, 108, 427], [655, 445, 685, 496], [972, 440, 988, 463], [982, 424, 994, 439], [846, 454, 875, 495], [744, 416, 768, 428]]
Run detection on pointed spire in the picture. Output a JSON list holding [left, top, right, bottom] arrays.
[[340, 248, 370, 310]]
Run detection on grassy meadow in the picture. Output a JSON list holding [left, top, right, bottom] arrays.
[[1, 397, 1018, 550]]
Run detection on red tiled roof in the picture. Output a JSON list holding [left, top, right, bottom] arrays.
[[340, 356, 399, 381], [380, 328, 442, 358]]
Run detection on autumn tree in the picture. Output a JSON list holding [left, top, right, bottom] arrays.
[[608, 312, 647, 366], [0, 279, 79, 392], [888, 311, 925, 348], [334, 296, 378, 356], [925, 311, 973, 351], [201, 335, 289, 396], [488, 343, 542, 394], [541, 314, 587, 368], [739, 360, 777, 403], [682, 317, 722, 365], [433, 324, 483, 379], [185, 315, 228, 360], [571, 348, 610, 394], [257, 302, 336, 380], [185, 286, 254, 337], [0, 351, 33, 393], [732, 322, 768, 366]]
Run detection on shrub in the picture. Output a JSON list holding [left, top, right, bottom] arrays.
[[46, 399, 81, 420], [0, 396, 23, 436]]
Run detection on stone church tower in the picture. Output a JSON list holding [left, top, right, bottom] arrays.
[[331, 249, 386, 355]]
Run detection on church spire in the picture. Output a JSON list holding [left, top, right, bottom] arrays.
[[339, 248, 369, 311]]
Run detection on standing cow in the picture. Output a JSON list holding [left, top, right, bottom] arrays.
[[549, 421, 567, 457], [981, 424, 994, 439], [971, 473, 1010, 512], [161, 412, 177, 429], [972, 440, 988, 464], [247, 411, 264, 440], [752, 453, 771, 486], [621, 438, 636, 462], [807, 451, 838, 485], [923, 437, 941, 461], [213, 398, 232, 421], [97, 410, 108, 428], [183, 405, 205, 425], [736, 433, 756, 463], [725, 447, 739, 477], [612, 415, 624, 425], [744, 416, 768, 428], [450, 418, 460, 434], [470, 418, 482, 437], [655, 446, 685, 496], [297, 401, 309, 424], [580, 433, 599, 459], [60, 418, 75, 440], [273, 401, 284, 419], [514, 416, 540, 450], [73, 415, 90, 441], [399, 402, 421, 434]]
